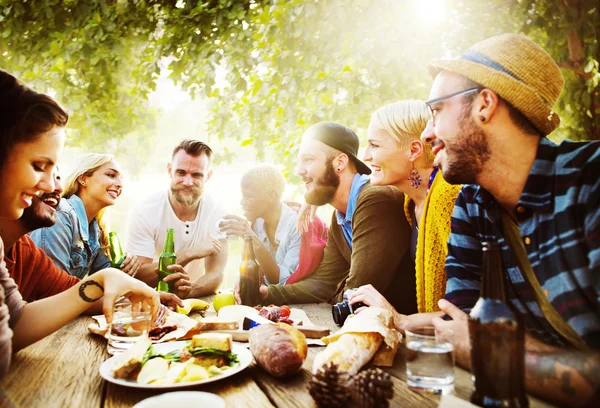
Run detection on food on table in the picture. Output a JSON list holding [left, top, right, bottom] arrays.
[[194, 317, 240, 331], [255, 305, 294, 325], [176, 299, 210, 316], [148, 325, 177, 341], [137, 357, 169, 384], [217, 305, 259, 321], [110, 333, 239, 384], [180, 333, 234, 368], [212, 292, 236, 312], [249, 323, 307, 378], [112, 337, 152, 379], [312, 307, 401, 375]]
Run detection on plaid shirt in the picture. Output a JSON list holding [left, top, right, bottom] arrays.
[[445, 137, 600, 348]]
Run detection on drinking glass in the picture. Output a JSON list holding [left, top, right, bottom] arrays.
[[405, 326, 455, 395], [107, 296, 152, 355]]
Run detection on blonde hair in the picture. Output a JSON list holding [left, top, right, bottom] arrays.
[[370, 100, 434, 164], [63, 153, 116, 254], [242, 164, 286, 201]]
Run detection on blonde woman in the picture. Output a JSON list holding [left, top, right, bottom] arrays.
[[348, 101, 462, 329], [31, 154, 140, 278]]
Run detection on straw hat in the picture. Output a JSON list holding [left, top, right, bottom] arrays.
[[428, 33, 564, 135]]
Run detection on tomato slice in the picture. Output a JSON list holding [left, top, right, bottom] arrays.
[[280, 305, 291, 318]]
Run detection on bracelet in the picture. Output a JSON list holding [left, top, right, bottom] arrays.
[[79, 280, 104, 302]]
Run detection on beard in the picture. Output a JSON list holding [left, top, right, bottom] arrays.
[[20, 196, 57, 231], [440, 111, 491, 185], [304, 160, 340, 206], [171, 184, 203, 207]]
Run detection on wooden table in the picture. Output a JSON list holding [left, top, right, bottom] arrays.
[[0, 301, 555, 408]]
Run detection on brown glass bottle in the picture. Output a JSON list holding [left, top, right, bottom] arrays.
[[469, 241, 528, 408], [239, 235, 261, 306]]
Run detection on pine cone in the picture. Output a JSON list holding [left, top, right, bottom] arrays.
[[308, 362, 351, 407], [350, 367, 394, 408]]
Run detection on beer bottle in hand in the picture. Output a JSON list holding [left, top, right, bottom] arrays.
[[108, 232, 126, 269], [157, 228, 177, 293], [469, 241, 528, 407], [239, 235, 261, 306]]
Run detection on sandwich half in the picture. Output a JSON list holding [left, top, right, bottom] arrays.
[[179, 333, 238, 368]]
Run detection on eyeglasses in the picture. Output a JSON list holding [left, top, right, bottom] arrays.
[[425, 87, 483, 126]]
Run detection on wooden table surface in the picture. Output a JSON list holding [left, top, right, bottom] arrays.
[[0, 300, 555, 408]]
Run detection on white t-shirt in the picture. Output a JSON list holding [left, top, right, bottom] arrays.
[[126, 190, 227, 282]]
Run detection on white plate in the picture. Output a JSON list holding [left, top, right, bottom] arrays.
[[100, 341, 253, 389], [133, 391, 225, 408]]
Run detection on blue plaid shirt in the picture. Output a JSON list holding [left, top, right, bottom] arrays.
[[445, 137, 600, 348]]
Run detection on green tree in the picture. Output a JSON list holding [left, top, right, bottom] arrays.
[[1, 0, 598, 174]]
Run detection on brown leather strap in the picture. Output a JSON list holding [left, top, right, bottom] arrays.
[[501, 211, 588, 350]]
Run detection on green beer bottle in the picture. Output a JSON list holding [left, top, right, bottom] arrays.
[[108, 232, 126, 269], [157, 228, 177, 293]]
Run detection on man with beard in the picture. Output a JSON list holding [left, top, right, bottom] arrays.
[[263, 122, 417, 314], [0, 170, 79, 301], [127, 140, 228, 298], [420, 34, 600, 406]]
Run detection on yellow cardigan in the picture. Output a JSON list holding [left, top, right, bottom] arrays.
[[404, 172, 462, 313]]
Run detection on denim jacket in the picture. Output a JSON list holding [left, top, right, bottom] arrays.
[[30, 195, 111, 279]]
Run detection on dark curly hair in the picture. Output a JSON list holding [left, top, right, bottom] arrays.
[[0, 70, 69, 169]]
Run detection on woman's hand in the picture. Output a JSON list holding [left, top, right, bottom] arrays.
[[233, 280, 269, 305], [219, 215, 255, 238], [296, 203, 318, 234], [159, 292, 185, 311], [196, 237, 223, 258], [349, 284, 406, 331], [98, 268, 160, 324], [120, 253, 141, 277]]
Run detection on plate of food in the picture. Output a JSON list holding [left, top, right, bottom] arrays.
[[99, 333, 253, 389]]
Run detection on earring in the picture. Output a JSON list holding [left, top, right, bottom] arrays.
[[81, 182, 87, 186], [480, 116, 486, 122], [408, 163, 422, 188], [337, 168, 341, 172]]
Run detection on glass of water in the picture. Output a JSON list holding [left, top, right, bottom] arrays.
[[107, 296, 152, 355], [405, 326, 455, 395]]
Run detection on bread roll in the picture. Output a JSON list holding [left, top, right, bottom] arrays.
[[312, 332, 383, 375], [312, 307, 400, 375], [249, 323, 307, 377]]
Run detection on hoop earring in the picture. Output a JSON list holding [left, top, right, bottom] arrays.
[[408, 163, 422, 188]]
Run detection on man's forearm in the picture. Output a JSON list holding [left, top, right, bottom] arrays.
[[188, 272, 222, 298], [525, 348, 600, 406], [136, 262, 159, 287], [265, 274, 337, 305]]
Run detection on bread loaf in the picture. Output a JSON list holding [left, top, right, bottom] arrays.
[[249, 323, 307, 377]]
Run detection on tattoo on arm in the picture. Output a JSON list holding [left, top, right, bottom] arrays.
[[526, 350, 600, 403], [79, 280, 104, 302]]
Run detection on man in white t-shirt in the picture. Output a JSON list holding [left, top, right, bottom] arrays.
[[127, 140, 229, 298]]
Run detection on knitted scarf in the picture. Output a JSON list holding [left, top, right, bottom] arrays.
[[404, 172, 462, 313]]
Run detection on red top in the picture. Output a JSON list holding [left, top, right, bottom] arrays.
[[282, 202, 328, 285], [5, 235, 80, 301]]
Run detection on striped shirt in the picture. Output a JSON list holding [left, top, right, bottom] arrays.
[[445, 137, 600, 348]]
